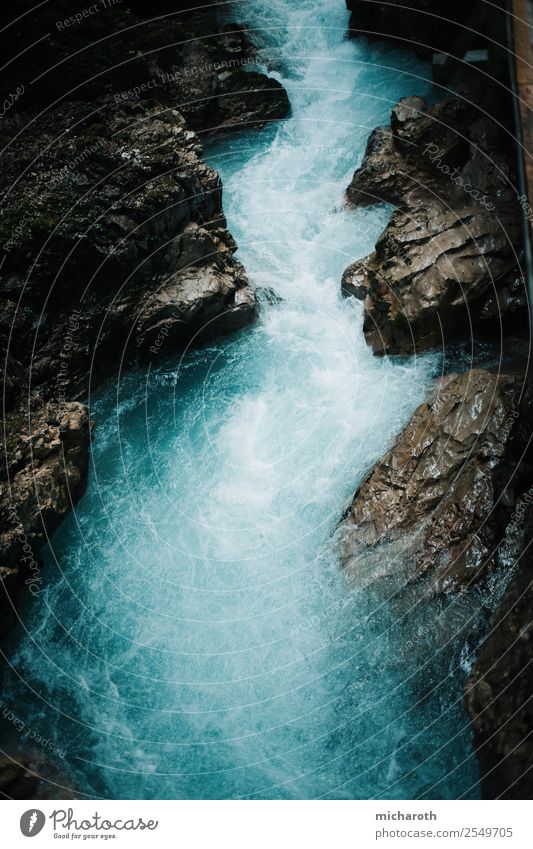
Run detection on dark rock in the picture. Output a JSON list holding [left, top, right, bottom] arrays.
[[339, 369, 528, 591], [0, 754, 79, 799], [0, 402, 91, 553], [0, 757, 40, 800], [347, 95, 506, 209], [0, 99, 257, 398], [0, 2, 287, 134], [0, 566, 18, 639], [0, 401, 91, 636], [136, 256, 256, 353], [157, 42, 288, 134], [465, 497, 533, 798], [213, 71, 290, 132], [0, 0, 288, 652], [343, 94, 525, 355]]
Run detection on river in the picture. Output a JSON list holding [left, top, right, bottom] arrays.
[[1, 0, 483, 799]]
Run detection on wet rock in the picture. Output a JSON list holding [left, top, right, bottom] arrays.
[[347, 95, 513, 210], [213, 70, 290, 131], [0, 399, 91, 637], [0, 401, 91, 566], [465, 497, 533, 798], [339, 369, 527, 591], [0, 0, 286, 652], [0, 99, 257, 396], [347, 96, 476, 207], [342, 203, 519, 355], [137, 258, 256, 354], [343, 95, 524, 355], [160, 41, 289, 133]]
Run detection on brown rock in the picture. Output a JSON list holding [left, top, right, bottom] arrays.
[[137, 259, 256, 353], [0, 99, 257, 397], [342, 203, 520, 356], [339, 369, 525, 590], [214, 70, 290, 132], [0, 0, 290, 650], [0, 401, 91, 632], [343, 92, 525, 356], [347, 96, 477, 208]]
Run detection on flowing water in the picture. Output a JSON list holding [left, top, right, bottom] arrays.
[[1, 0, 484, 799]]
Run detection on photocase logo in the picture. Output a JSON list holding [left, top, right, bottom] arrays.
[[20, 810, 46, 837]]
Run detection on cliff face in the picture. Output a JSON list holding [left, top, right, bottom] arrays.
[[340, 13, 533, 798], [339, 371, 530, 591], [0, 2, 288, 652], [342, 95, 525, 355], [338, 361, 533, 798], [1, 99, 256, 399], [0, 1, 290, 131]]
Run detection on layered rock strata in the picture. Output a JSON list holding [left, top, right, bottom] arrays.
[[0, 2, 288, 659], [342, 95, 525, 355], [339, 369, 530, 591]]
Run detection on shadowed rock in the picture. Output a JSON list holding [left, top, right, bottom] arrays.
[[465, 500, 533, 799], [0, 99, 257, 398], [0, 754, 80, 799], [0, 402, 91, 635], [345, 0, 479, 57], [0, 0, 289, 647]]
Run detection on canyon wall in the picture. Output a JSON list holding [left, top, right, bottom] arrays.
[[0, 0, 289, 796], [342, 0, 533, 799]]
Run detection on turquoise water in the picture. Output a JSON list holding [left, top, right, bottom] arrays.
[[2, 0, 482, 799]]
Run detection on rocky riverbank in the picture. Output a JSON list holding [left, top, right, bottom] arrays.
[[0, 0, 289, 792], [1, 0, 531, 802], [341, 0, 533, 797], [339, 370, 531, 591], [342, 94, 524, 355]]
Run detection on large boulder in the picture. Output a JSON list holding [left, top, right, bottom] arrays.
[[343, 95, 525, 355], [212, 71, 290, 132], [342, 203, 520, 355], [339, 369, 528, 591], [347, 96, 478, 207], [0, 99, 257, 399], [347, 96, 515, 210]]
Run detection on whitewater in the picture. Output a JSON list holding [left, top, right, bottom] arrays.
[[2, 0, 483, 799]]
